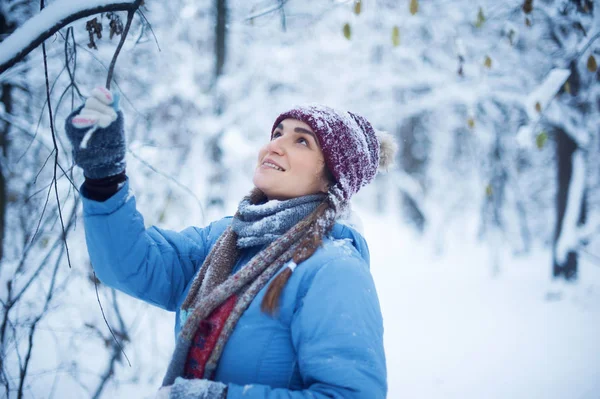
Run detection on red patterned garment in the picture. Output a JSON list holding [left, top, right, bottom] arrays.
[[183, 295, 238, 379]]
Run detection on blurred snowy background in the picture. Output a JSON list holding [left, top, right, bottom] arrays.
[[0, 0, 599, 397]]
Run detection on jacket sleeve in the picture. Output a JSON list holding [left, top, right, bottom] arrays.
[[224, 256, 388, 398], [81, 180, 215, 311]]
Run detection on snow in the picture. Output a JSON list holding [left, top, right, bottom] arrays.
[[242, 384, 253, 394], [0, 0, 138, 70], [523, 68, 570, 120], [2, 0, 599, 398], [516, 68, 570, 148], [329, 238, 355, 257], [364, 210, 600, 399]]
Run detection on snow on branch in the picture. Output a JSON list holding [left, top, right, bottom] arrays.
[[523, 68, 570, 120], [0, 0, 139, 75], [516, 68, 570, 148]]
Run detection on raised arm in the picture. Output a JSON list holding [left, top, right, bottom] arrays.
[[64, 88, 214, 310]]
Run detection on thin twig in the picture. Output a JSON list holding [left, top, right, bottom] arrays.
[[1, 363, 9, 397], [17, 314, 40, 399], [17, 210, 73, 399], [26, 175, 54, 258], [137, 9, 161, 51], [92, 272, 132, 369], [11, 200, 78, 308], [0, 280, 12, 359], [16, 64, 67, 164], [73, 43, 143, 117], [25, 165, 77, 203], [128, 149, 206, 223], [87, 287, 133, 396], [580, 248, 600, 265], [42, 27, 71, 270], [62, 26, 82, 113], [576, 31, 600, 61], [0, 110, 53, 153], [33, 149, 55, 185], [245, 0, 292, 21], [63, 27, 82, 99], [106, 0, 144, 89], [279, 0, 287, 32]]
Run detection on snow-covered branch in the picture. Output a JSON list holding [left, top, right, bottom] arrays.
[[0, 0, 139, 74], [544, 101, 590, 147], [516, 68, 570, 148]]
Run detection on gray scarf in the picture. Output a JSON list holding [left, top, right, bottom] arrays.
[[231, 193, 326, 248], [163, 191, 330, 387]]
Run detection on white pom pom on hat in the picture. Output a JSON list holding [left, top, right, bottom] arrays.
[[375, 130, 398, 172]]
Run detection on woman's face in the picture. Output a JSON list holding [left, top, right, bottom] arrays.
[[253, 118, 329, 201]]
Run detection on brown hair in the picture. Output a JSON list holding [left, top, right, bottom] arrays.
[[260, 166, 338, 315]]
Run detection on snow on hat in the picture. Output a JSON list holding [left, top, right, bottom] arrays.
[[272, 105, 394, 201]]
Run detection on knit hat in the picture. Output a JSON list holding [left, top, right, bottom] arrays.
[[272, 105, 395, 201]]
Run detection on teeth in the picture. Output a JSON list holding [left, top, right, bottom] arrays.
[[264, 162, 283, 171]]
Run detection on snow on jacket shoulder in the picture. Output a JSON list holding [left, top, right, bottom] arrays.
[[82, 181, 387, 398]]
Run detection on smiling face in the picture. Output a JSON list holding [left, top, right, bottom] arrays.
[[253, 118, 331, 201]]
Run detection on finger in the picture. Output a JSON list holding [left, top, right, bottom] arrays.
[[72, 116, 97, 128], [85, 97, 117, 116], [77, 107, 104, 120], [91, 86, 114, 105], [96, 112, 117, 128]]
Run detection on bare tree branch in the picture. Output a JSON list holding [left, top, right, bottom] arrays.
[[91, 289, 131, 399], [106, 0, 143, 89], [41, 1, 71, 271], [245, 0, 292, 21], [0, 0, 141, 74], [17, 212, 73, 398], [137, 9, 161, 51]]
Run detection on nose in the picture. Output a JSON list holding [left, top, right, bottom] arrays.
[[266, 136, 285, 155]]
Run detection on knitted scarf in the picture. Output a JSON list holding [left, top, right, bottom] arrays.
[[162, 191, 327, 387], [231, 194, 326, 248]]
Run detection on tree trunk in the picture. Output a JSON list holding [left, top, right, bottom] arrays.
[[0, 84, 8, 264], [214, 0, 227, 80], [397, 116, 427, 232], [553, 129, 586, 280], [0, 10, 16, 263]]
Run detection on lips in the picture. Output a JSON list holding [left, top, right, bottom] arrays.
[[262, 158, 285, 171]]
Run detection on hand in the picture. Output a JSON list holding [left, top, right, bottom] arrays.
[[168, 378, 227, 399], [65, 86, 126, 179]]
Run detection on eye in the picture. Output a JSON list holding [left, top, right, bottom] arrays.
[[297, 137, 309, 146], [271, 131, 282, 140]]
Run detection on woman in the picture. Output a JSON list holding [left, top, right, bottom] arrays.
[[66, 87, 394, 398]]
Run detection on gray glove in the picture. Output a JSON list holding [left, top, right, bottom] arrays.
[[159, 378, 227, 399], [64, 87, 126, 179]]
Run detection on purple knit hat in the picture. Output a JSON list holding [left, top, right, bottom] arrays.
[[272, 105, 380, 201]]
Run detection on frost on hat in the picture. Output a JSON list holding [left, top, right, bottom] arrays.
[[272, 105, 380, 201]]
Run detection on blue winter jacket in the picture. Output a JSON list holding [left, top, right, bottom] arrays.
[[82, 181, 387, 398]]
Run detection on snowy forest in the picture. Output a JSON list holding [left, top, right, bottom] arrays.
[[0, 0, 599, 398]]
